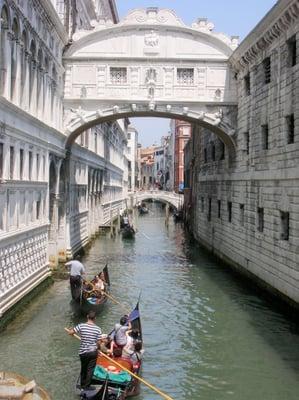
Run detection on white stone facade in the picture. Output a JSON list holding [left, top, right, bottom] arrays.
[[126, 125, 139, 192], [186, 0, 299, 306], [0, 0, 128, 317]]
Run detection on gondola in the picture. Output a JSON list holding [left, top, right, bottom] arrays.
[[0, 371, 51, 399], [121, 225, 135, 239], [71, 265, 110, 314], [138, 206, 149, 215], [80, 303, 142, 400]]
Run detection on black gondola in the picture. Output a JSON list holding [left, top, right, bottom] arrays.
[[83, 303, 142, 399], [121, 225, 135, 239], [71, 265, 110, 314]]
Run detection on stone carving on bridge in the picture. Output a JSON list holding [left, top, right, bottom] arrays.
[[144, 30, 159, 47], [145, 68, 157, 99], [121, 8, 185, 27]]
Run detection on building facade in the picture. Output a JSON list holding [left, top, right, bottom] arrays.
[[0, 0, 127, 317], [126, 124, 139, 192], [186, 0, 299, 306]]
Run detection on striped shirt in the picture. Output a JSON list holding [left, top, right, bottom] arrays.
[[74, 323, 102, 355]]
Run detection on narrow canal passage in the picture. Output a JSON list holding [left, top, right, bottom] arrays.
[[0, 203, 299, 399]]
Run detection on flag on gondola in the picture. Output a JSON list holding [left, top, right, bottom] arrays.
[[128, 302, 140, 322]]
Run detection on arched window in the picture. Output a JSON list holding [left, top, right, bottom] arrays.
[[29, 40, 36, 108], [20, 30, 27, 106], [11, 18, 19, 102], [0, 6, 9, 95], [37, 48, 43, 112]]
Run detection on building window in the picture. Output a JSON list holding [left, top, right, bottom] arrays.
[[280, 211, 289, 240], [286, 114, 295, 144], [257, 207, 264, 232], [208, 198, 212, 221], [219, 141, 225, 160], [204, 148, 207, 163], [217, 200, 221, 218], [9, 146, 14, 179], [0, 143, 3, 179], [36, 153, 40, 180], [28, 151, 33, 180], [20, 149, 24, 179], [36, 197, 41, 220], [287, 35, 297, 67], [240, 204, 244, 226], [263, 57, 271, 84], [110, 67, 127, 84], [211, 142, 216, 161], [227, 202, 232, 223], [201, 197, 204, 212], [177, 68, 194, 85], [243, 132, 250, 155], [261, 124, 269, 150], [244, 73, 250, 96]]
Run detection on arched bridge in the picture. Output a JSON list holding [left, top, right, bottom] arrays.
[[131, 190, 184, 210]]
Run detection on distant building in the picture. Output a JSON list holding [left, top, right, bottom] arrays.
[[127, 125, 139, 192], [140, 146, 156, 189], [170, 120, 192, 193]]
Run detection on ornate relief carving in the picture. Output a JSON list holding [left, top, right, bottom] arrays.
[[144, 30, 159, 47]]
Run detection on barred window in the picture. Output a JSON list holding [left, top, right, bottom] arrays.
[[244, 73, 250, 96], [263, 57, 271, 84], [287, 35, 297, 67], [280, 211, 289, 240], [217, 200, 221, 218], [228, 201, 232, 223], [177, 68, 194, 85], [240, 204, 245, 226], [261, 124, 269, 150], [110, 67, 127, 84], [286, 114, 295, 144], [208, 198, 212, 222], [257, 207, 264, 232]]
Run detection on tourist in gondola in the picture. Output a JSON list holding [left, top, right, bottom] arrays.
[[67, 311, 102, 391], [122, 329, 139, 359], [98, 334, 112, 355], [110, 315, 132, 352], [65, 255, 85, 301]]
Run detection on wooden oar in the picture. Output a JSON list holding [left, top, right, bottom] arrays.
[[64, 328, 174, 400], [101, 291, 130, 313]]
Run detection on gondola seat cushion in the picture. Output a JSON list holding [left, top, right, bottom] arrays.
[[93, 365, 131, 384]]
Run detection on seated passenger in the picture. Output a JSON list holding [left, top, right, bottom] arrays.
[[94, 276, 105, 291], [122, 330, 139, 359], [110, 316, 131, 351], [98, 334, 112, 355]]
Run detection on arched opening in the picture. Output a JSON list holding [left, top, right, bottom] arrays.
[[58, 161, 66, 231], [29, 40, 36, 109], [49, 160, 57, 232], [20, 30, 27, 106], [0, 5, 9, 95], [51, 66, 57, 122], [37, 48, 43, 113], [10, 18, 19, 102]]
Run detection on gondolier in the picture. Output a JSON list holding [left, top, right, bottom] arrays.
[[65, 255, 85, 301]]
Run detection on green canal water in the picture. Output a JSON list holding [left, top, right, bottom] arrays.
[[0, 203, 299, 399]]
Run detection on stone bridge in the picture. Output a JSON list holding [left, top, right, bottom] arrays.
[[63, 7, 239, 153], [131, 190, 184, 210]]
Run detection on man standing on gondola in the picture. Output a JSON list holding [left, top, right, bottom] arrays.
[[65, 255, 85, 301], [67, 311, 102, 391]]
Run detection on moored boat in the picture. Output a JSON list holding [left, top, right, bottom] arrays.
[[0, 371, 51, 399], [71, 265, 110, 314], [81, 303, 142, 399], [121, 225, 135, 239]]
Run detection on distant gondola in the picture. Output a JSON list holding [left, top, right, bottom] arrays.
[[121, 225, 135, 239], [138, 202, 149, 215], [71, 265, 110, 314], [80, 303, 142, 400]]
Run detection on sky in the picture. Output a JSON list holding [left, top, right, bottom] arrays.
[[116, 0, 277, 146]]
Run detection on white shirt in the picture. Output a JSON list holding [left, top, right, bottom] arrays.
[[66, 260, 85, 276]]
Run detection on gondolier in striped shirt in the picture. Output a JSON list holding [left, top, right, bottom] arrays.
[[67, 311, 102, 390]]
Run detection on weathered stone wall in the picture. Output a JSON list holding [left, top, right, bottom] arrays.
[[187, 0, 299, 306]]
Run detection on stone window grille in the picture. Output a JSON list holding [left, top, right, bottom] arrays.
[[177, 68, 194, 85], [203, 148, 207, 163], [219, 141, 225, 160], [287, 35, 297, 67], [286, 114, 295, 144], [9, 146, 14, 179], [211, 142, 216, 161], [263, 57, 271, 84], [110, 67, 127, 84], [243, 132, 250, 154], [217, 200, 221, 218], [261, 124, 269, 150], [257, 207, 264, 232], [244, 73, 250, 96], [240, 204, 245, 226], [280, 211, 289, 240], [29, 151, 33, 180], [0, 143, 3, 179], [20, 149, 24, 179], [201, 197, 204, 212], [227, 201, 232, 223], [208, 198, 212, 221]]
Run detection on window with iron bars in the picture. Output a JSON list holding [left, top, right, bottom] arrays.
[[263, 57, 271, 84], [177, 68, 194, 85], [110, 67, 127, 84]]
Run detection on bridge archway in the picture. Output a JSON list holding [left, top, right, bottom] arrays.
[[63, 7, 238, 154]]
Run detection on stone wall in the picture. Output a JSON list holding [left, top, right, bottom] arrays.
[[186, 0, 299, 306]]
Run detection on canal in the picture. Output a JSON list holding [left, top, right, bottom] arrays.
[[0, 202, 299, 399]]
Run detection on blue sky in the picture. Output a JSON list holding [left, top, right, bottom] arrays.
[[117, 0, 277, 146]]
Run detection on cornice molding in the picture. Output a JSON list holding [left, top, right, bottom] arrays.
[[230, 0, 299, 71]]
